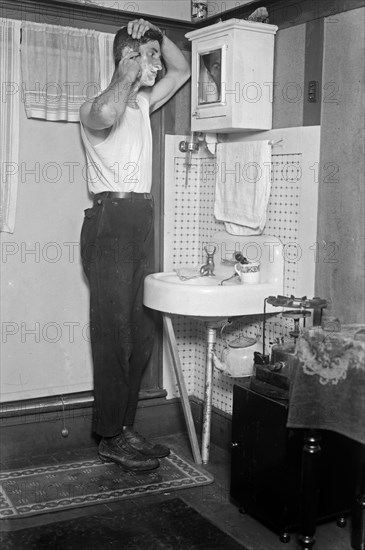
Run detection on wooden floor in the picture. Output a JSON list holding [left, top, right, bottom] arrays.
[[1, 432, 351, 549]]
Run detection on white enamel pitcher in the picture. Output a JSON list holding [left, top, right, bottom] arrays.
[[212, 321, 262, 378]]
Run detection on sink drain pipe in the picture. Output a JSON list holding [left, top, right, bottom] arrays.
[[202, 323, 218, 463]]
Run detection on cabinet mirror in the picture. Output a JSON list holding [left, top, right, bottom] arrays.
[[198, 48, 222, 104]]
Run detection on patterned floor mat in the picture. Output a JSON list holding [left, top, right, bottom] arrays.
[[0, 452, 214, 518]]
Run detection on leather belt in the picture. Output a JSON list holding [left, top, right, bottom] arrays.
[[94, 191, 152, 201]]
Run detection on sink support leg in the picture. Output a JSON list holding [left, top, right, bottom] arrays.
[[202, 324, 217, 464], [163, 314, 202, 464]]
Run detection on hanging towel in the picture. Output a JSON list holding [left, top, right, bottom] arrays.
[[214, 141, 272, 235]]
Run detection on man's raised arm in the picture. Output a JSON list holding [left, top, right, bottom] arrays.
[[80, 50, 141, 130], [128, 19, 190, 113]]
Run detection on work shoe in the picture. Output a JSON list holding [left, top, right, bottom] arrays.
[[98, 433, 160, 471], [122, 427, 171, 458]]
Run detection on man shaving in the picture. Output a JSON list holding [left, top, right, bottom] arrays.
[[79, 19, 190, 471]]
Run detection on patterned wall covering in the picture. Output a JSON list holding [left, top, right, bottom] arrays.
[[164, 131, 319, 414]]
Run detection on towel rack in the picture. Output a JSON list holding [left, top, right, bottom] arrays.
[[268, 138, 284, 147]]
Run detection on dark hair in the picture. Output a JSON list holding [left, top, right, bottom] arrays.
[[113, 27, 163, 69]]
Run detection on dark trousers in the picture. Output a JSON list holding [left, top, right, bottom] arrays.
[[81, 194, 156, 437]]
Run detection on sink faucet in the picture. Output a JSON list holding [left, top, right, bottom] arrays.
[[200, 245, 217, 276]]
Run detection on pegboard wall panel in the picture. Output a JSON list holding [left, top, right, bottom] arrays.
[[198, 160, 224, 262], [163, 133, 318, 412], [168, 157, 202, 269], [264, 154, 302, 296], [170, 315, 202, 397]]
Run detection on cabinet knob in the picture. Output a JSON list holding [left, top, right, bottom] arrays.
[[192, 111, 199, 118]]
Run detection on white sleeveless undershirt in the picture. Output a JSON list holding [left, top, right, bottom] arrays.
[[80, 94, 152, 194]]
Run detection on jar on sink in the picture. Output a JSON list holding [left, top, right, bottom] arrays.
[[235, 261, 261, 284]]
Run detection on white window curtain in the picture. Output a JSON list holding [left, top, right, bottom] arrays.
[[0, 19, 21, 234], [98, 31, 114, 91], [21, 22, 101, 122]]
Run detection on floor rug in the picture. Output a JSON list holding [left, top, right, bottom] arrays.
[[0, 497, 247, 549], [0, 453, 213, 519]]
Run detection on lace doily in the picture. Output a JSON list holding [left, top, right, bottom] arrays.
[[295, 325, 365, 385]]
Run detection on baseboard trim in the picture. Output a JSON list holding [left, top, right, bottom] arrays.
[[0, 396, 186, 461], [0, 394, 232, 461], [0, 388, 167, 419]]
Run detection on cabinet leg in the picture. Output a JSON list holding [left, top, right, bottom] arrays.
[[279, 532, 291, 543], [351, 443, 365, 550], [351, 494, 365, 550], [336, 514, 347, 528], [297, 430, 321, 549]]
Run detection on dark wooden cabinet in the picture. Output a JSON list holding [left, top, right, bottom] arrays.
[[230, 379, 359, 537]]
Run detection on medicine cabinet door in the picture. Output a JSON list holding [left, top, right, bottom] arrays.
[[191, 35, 229, 128]]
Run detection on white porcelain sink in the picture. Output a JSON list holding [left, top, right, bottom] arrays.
[[144, 234, 284, 318]]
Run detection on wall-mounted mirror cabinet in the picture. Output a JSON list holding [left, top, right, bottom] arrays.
[[186, 19, 278, 133], [198, 48, 223, 104]]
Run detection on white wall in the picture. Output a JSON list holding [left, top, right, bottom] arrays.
[[73, 0, 192, 21], [207, 0, 255, 17], [69, 0, 255, 21], [0, 100, 93, 402]]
